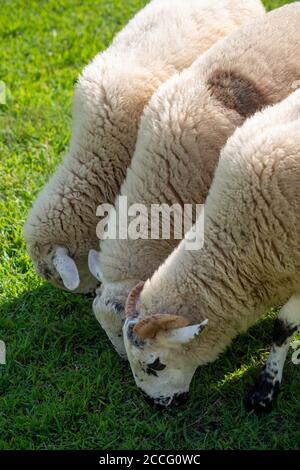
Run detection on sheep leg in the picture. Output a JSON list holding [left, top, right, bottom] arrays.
[[246, 294, 300, 414]]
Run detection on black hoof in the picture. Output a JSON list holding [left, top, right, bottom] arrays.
[[245, 378, 280, 415]]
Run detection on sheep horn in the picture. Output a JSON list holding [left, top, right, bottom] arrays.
[[125, 281, 145, 318], [88, 249, 103, 282], [52, 247, 80, 291]]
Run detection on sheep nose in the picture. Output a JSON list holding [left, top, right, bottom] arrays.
[[142, 394, 167, 409], [142, 392, 189, 409]]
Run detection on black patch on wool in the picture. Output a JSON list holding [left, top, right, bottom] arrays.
[[245, 366, 280, 415], [273, 319, 298, 346]]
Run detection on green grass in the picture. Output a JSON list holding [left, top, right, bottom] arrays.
[[0, 0, 299, 450]]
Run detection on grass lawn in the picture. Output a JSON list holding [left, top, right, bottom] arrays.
[[0, 0, 299, 450]]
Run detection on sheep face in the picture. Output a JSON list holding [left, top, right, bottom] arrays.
[[31, 245, 98, 294], [89, 249, 139, 358], [93, 285, 127, 359], [123, 315, 208, 407], [92, 282, 135, 359]]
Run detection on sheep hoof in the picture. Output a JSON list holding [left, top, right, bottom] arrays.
[[245, 376, 280, 415]]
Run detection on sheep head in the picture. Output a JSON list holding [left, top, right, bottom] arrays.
[[27, 241, 98, 294], [123, 282, 208, 408], [89, 250, 138, 359]]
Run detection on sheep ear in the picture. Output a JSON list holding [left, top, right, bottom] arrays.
[[52, 247, 80, 291], [163, 320, 208, 345], [88, 249, 103, 282], [133, 314, 189, 340]]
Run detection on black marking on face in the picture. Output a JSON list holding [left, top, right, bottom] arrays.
[[245, 365, 280, 415], [114, 302, 124, 313], [105, 299, 124, 314], [140, 358, 166, 377], [273, 319, 298, 347], [142, 365, 157, 377], [126, 320, 145, 349], [146, 358, 166, 376], [134, 373, 143, 383]]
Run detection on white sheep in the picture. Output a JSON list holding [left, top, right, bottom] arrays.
[[91, 2, 300, 358], [24, 0, 265, 294], [123, 88, 300, 411]]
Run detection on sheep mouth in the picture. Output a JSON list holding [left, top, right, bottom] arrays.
[[142, 392, 189, 409]]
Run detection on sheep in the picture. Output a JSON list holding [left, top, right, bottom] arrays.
[[122, 88, 300, 411], [91, 2, 300, 358], [23, 0, 266, 294]]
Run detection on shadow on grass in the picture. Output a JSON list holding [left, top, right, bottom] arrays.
[[0, 284, 100, 354], [1, 287, 300, 449], [0, 283, 275, 385]]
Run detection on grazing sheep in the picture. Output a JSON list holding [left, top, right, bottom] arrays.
[[92, 2, 300, 358], [123, 88, 300, 410], [24, 0, 265, 294]]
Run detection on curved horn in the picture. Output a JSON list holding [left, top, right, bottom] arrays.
[[52, 247, 80, 291], [125, 281, 145, 318], [88, 249, 103, 282]]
